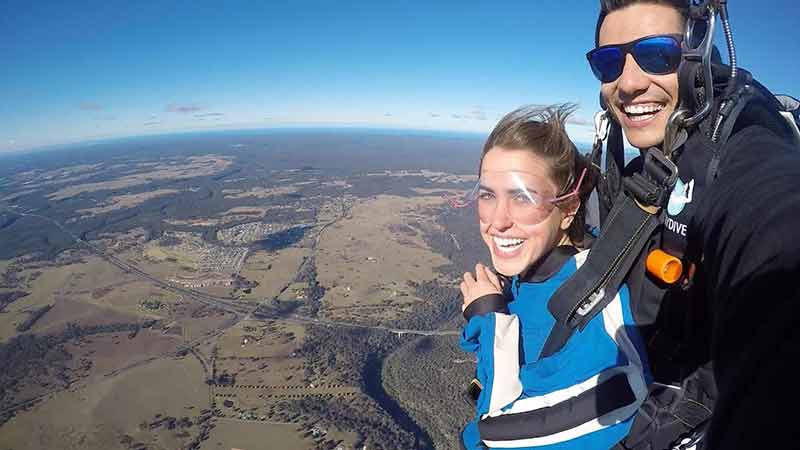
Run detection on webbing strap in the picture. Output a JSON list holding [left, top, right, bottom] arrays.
[[541, 192, 662, 358], [707, 86, 756, 185], [599, 123, 626, 223]]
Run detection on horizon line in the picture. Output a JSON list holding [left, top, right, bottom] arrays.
[[3, 124, 489, 157], [5, 125, 596, 157]]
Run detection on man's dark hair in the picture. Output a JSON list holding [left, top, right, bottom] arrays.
[[595, 0, 690, 46]]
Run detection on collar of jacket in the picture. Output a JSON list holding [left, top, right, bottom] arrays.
[[517, 245, 579, 284]]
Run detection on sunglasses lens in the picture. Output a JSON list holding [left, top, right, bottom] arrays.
[[589, 47, 623, 83], [634, 36, 682, 75]]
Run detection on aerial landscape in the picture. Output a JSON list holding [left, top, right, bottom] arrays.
[[4, 0, 800, 448], [0, 130, 492, 450]]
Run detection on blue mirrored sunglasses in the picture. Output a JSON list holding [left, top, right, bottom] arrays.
[[587, 34, 683, 83]]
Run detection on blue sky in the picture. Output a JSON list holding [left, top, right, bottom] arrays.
[[2, 0, 798, 153]]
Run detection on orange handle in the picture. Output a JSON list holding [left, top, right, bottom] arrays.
[[646, 249, 683, 284]]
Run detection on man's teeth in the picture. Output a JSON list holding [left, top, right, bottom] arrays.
[[624, 104, 664, 114], [493, 236, 524, 252], [623, 104, 664, 121]]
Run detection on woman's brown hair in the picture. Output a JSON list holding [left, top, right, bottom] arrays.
[[480, 104, 599, 247]]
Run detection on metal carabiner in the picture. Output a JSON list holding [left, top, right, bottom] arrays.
[[593, 110, 610, 145]]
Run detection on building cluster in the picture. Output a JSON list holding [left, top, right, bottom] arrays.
[[196, 246, 248, 274], [162, 232, 249, 288], [217, 222, 288, 245]]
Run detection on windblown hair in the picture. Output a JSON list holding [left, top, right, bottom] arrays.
[[595, 0, 689, 46], [480, 104, 598, 247]]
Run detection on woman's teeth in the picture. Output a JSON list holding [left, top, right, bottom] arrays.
[[623, 103, 664, 122], [493, 236, 524, 253]]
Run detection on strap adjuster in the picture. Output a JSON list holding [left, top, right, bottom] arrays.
[[623, 148, 678, 208]]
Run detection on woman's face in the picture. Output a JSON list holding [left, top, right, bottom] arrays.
[[479, 147, 574, 277]]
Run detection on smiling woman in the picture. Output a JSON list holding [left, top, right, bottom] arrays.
[[456, 105, 650, 450], [474, 105, 593, 276]]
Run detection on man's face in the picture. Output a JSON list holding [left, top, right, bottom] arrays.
[[599, 4, 683, 150]]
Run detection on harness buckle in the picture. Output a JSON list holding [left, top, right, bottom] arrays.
[[623, 148, 679, 209], [645, 147, 679, 187], [576, 288, 605, 317]]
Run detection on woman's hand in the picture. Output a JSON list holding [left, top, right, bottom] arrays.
[[460, 263, 503, 311]]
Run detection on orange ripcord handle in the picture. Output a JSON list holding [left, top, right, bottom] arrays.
[[646, 249, 684, 284]]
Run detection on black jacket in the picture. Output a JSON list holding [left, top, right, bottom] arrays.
[[696, 121, 800, 449], [623, 100, 800, 449]]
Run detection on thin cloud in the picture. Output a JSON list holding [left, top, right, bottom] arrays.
[[470, 106, 488, 121], [194, 112, 225, 118], [471, 112, 488, 121], [166, 103, 205, 114], [451, 109, 487, 121], [568, 116, 593, 127], [515, 103, 548, 110], [80, 102, 104, 111]]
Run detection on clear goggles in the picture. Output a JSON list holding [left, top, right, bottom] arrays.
[[446, 168, 586, 226]]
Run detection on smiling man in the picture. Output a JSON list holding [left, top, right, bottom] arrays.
[[597, 3, 682, 149], [584, 1, 800, 450]]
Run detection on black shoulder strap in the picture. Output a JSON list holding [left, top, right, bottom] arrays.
[[705, 85, 756, 185], [706, 71, 800, 185], [540, 149, 678, 359], [597, 122, 626, 224]]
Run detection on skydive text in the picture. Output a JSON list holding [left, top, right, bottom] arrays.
[[665, 217, 687, 236]]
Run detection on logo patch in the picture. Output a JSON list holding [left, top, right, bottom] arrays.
[[667, 177, 694, 216]]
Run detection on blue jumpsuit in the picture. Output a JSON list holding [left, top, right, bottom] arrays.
[[461, 246, 651, 450]]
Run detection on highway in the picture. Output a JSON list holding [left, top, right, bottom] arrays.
[[259, 313, 460, 337]]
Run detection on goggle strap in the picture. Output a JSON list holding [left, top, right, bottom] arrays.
[[552, 168, 587, 203]]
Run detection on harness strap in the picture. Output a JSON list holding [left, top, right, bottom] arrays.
[[598, 122, 626, 224], [706, 85, 756, 185], [706, 79, 800, 185], [541, 147, 677, 359], [477, 372, 638, 443], [618, 364, 716, 450], [541, 193, 661, 358]]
